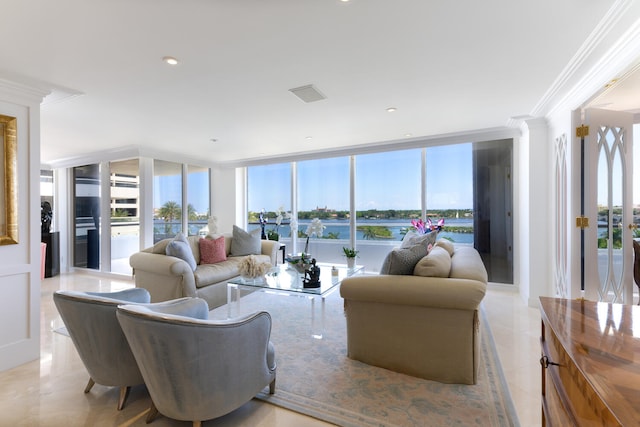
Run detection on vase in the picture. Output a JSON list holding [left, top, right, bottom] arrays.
[[347, 257, 356, 269]]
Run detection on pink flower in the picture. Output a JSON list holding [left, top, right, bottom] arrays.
[[411, 218, 445, 234], [411, 219, 427, 234]]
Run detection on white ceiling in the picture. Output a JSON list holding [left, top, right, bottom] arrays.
[[1, 0, 637, 166]]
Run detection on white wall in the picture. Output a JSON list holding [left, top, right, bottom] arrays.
[[211, 166, 240, 232], [0, 79, 48, 371]]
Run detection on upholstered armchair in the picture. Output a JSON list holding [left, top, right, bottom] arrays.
[[116, 297, 277, 426], [52, 288, 151, 410]]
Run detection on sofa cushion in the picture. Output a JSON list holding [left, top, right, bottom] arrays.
[[413, 246, 452, 277], [193, 254, 272, 288], [187, 235, 202, 264], [230, 226, 261, 256], [401, 230, 438, 251], [380, 243, 428, 275], [435, 238, 455, 256], [199, 236, 227, 264], [450, 246, 489, 284], [193, 258, 243, 288], [165, 232, 197, 271]]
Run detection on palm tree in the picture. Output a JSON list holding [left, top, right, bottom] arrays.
[[359, 226, 378, 240], [187, 203, 197, 221], [159, 201, 181, 234]]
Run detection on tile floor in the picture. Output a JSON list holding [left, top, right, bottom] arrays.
[[0, 272, 541, 426]]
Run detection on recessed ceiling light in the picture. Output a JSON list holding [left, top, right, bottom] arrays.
[[162, 56, 179, 65], [405, 133, 412, 137], [386, 107, 397, 113], [305, 136, 313, 141]]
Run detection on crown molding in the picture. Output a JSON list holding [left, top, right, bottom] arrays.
[[47, 145, 219, 170], [532, 0, 640, 118], [0, 77, 50, 106]]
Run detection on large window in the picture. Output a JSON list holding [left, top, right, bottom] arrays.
[[298, 157, 351, 258], [245, 140, 514, 283], [426, 144, 473, 244], [187, 164, 210, 236], [153, 160, 183, 243], [355, 149, 422, 241], [247, 163, 291, 239]]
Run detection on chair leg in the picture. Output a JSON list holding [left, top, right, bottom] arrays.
[[269, 378, 276, 394], [193, 422, 201, 427], [117, 386, 131, 410], [146, 401, 159, 424], [84, 378, 95, 393]]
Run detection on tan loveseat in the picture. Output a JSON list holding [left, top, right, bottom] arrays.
[[129, 233, 278, 309], [340, 241, 488, 385]]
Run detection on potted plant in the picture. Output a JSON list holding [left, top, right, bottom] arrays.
[[342, 247, 358, 268]]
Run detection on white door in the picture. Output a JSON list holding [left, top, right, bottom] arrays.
[[579, 108, 634, 303]]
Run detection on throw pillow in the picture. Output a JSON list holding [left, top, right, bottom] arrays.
[[379, 243, 428, 275], [165, 232, 197, 271], [229, 225, 261, 256], [401, 230, 438, 250], [199, 236, 227, 264], [435, 238, 455, 256], [413, 246, 452, 277]]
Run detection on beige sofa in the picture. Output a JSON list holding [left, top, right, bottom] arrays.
[[339, 241, 488, 385], [129, 233, 278, 309]]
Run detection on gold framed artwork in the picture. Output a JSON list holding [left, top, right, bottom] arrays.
[[0, 115, 17, 245]]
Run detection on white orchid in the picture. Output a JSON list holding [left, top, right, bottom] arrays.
[[274, 205, 291, 227], [306, 218, 325, 238], [303, 218, 324, 255]]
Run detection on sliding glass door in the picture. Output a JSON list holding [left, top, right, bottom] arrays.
[[109, 159, 140, 275]]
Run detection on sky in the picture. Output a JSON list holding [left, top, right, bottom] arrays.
[[248, 143, 474, 213], [153, 170, 210, 214]]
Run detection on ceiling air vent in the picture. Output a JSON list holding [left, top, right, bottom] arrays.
[[289, 84, 326, 103]]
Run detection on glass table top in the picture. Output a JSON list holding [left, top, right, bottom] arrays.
[[228, 262, 364, 296]]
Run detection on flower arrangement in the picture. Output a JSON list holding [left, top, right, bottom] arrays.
[[267, 206, 291, 240], [411, 218, 444, 234], [303, 218, 325, 254], [238, 255, 272, 279]]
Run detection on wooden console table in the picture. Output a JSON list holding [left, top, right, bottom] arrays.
[[540, 297, 640, 426]]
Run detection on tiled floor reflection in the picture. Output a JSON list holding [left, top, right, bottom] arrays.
[[0, 272, 540, 426]]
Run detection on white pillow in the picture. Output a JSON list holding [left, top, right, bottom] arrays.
[[435, 238, 455, 256], [413, 246, 452, 278]]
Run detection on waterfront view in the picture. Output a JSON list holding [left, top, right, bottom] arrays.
[[247, 208, 476, 244]]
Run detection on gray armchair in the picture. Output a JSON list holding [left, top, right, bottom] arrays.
[[52, 288, 151, 410], [116, 297, 276, 426]]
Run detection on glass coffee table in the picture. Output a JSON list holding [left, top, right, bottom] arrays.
[[227, 263, 363, 339]]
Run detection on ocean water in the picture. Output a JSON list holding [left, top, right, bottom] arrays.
[[263, 218, 475, 244]]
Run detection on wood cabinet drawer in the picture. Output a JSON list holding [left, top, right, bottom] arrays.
[[540, 298, 638, 426]]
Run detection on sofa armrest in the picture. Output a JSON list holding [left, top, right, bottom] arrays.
[[260, 240, 279, 265], [340, 275, 486, 311], [129, 252, 197, 301], [130, 251, 193, 277]]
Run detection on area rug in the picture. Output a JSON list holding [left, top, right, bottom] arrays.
[[209, 290, 519, 427]]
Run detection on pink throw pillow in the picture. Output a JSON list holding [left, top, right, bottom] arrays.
[[199, 236, 227, 264]]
